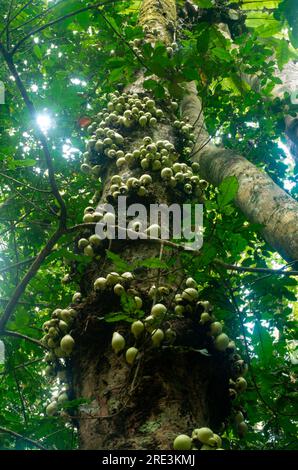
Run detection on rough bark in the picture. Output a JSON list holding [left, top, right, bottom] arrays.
[[68, 0, 234, 450], [181, 84, 298, 263]]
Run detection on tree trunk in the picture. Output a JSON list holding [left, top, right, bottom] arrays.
[[56, 0, 297, 450], [67, 0, 236, 450]]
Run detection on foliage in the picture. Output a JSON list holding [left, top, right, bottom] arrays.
[[0, 0, 297, 450]]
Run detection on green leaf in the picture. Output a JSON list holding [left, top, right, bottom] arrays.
[[33, 45, 42, 60], [211, 47, 231, 62], [217, 176, 239, 209], [276, 39, 291, 70]]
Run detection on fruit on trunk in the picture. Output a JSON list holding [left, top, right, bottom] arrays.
[[126, 347, 139, 365], [151, 303, 167, 318], [131, 320, 145, 338], [192, 427, 214, 444], [60, 335, 75, 354], [214, 333, 229, 351], [173, 434, 192, 450], [112, 332, 125, 353]]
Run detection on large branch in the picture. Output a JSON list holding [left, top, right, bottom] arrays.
[[181, 84, 298, 263], [0, 228, 64, 331]]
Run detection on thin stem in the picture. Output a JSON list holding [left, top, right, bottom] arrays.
[[0, 426, 48, 450], [2, 330, 47, 349], [11, 0, 127, 55]]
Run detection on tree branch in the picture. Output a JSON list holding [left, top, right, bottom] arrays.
[[0, 426, 48, 450], [0, 226, 65, 332], [2, 330, 47, 349], [213, 258, 298, 277], [0, 171, 51, 193], [10, 0, 127, 55], [0, 44, 67, 230], [67, 223, 298, 276], [0, 258, 36, 275]]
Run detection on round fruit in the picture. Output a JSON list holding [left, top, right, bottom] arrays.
[[94, 277, 107, 291], [46, 402, 58, 416], [237, 421, 248, 437], [182, 288, 198, 302], [151, 328, 164, 347], [106, 272, 120, 286], [200, 312, 211, 324], [186, 277, 197, 288], [114, 283, 124, 296], [84, 245, 94, 257], [111, 332, 125, 353], [89, 234, 102, 247], [214, 333, 229, 351], [173, 434, 192, 450], [134, 296, 143, 309], [126, 347, 139, 365], [72, 292, 82, 303], [165, 328, 176, 344], [78, 238, 89, 249], [60, 335, 75, 354], [151, 303, 167, 318], [235, 377, 247, 392], [57, 392, 68, 404], [235, 411, 244, 424], [131, 320, 145, 338], [192, 427, 214, 444], [59, 320, 69, 333], [210, 321, 222, 336]]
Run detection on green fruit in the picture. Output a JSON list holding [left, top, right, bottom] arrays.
[[84, 245, 94, 257], [151, 303, 167, 318], [235, 377, 247, 392], [235, 411, 244, 424], [182, 288, 198, 302], [112, 332, 125, 353], [173, 434, 192, 450], [165, 328, 176, 344], [59, 320, 69, 333], [151, 328, 164, 347], [214, 333, 229, 351], [192, 427, 214, 444], [131, 320, 145, 338], [126, 347, 139, 365], [46, 402, 58, 416], [134, 296, 143, 309], [186, 277, 197, 288], [83, 213, 94, 223], [200, 312, 211, 324], [57, 392, 68, 404], [212, 434, 222, 448], [175, 305, 185, 316], [78, 238, 89, 249], [210, 321, 222, 336], [200, 444, 213, 450], [81, 163, 91, 174], [161, 167, 173, 180], [106, 272, 120, 286], [89, 234, 102, 247], [114, 283, 125, 296], [60, 335, 75, 354], [237, 421, 248, 437], [139, 116, 147, 126], [93, 277, 107, 290], [121, 272, 134, 283], [72, 292, 82, 303]]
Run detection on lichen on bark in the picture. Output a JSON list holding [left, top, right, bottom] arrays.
[[139, 0, 177, 44]]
